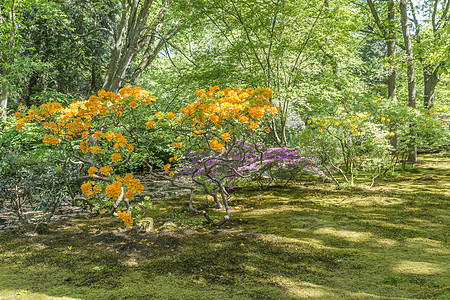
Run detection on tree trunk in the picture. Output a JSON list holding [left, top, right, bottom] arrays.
[[0, 0, 16, 120], [1, 85, 8, 120], [102, 0, 187, 92], [400, 0, 417, 163], [366, 0, 397, 102], [423, 66, 440, 109], [386, 0, 397, 102]]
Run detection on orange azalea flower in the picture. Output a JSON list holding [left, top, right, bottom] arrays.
[[93, 185, 102, 193], [124, 218, 133, 227], [222, 132, 231, 142], [146, 120, 156, 128], [111, 153, 121, 162], [105, 132, 114, 141], [210, 115, 220, 123], [90, 146, 102, 154], [124, 191, 135, 200], [99, 165, 112, 176], [88, 167, 98, 176], [14, 112, 21, 119], [127, 144, 134, 152], [80, 141, 89, 153], [239, 116, 249, 123], [248, 121, 259, 130], [106, 181, 122, 199], [248, 107, 265, 119], [265, 127, 270, 133], [164, 163, 171, 172], [129, 101, 138, 108], [169, 172, 174, 177], [94, 131, 104, 139]]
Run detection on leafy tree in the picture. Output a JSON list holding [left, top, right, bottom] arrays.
[[102, 0, 195, 92]]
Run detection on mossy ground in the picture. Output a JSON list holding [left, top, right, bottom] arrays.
[[0, 154, 449, 299]]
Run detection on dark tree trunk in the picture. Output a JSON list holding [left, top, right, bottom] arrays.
[[423, 66, 440, 109], [400, 0, 417, 163]]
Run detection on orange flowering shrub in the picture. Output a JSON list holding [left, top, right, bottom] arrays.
[[15, 86, 156, 226]]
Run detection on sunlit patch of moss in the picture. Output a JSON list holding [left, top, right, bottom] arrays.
[[393, 261, 445, 275]]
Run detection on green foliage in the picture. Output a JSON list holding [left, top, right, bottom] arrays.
[[0, 147, 78, 223], [0, 116, 56, 163], [295, 93, 449, 187]]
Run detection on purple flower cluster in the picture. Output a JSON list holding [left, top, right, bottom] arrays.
[[177, 142, 328, 188]]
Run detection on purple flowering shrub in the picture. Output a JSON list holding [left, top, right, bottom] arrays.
[[238, 146, 329, 186], [165, 142, 327, 226]]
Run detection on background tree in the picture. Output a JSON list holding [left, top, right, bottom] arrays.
[[102, 0, 195, 92], [365, 0, 398, 102]]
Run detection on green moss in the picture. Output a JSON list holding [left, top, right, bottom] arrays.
[[0, 153, 449, 299]]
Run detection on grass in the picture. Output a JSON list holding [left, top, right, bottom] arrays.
[[0, 153, 449, 299]]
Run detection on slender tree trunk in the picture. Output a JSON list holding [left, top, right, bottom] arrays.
[[0, 0, 16, 120], [1, 85, 8, 120], [366, 0, 397, 102], [386, 40, 397, 102], [400, 0, 417, 163], [423, 66, 440, 109], [386, 0, 397, 102]]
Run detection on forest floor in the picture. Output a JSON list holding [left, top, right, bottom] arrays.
[[0, 153, 449, 299]]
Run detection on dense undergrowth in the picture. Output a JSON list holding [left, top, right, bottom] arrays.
[[0, 153, 449, 299]]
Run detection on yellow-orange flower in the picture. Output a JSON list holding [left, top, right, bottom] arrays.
[[111, 153, 121, 162], [248, 107, 265, 119], [94, 131, 104, 139], [169, 172, 174, 177], [99, 165, 112, 175], [248, 121, 259, 130], [43, 135, 61, 146], [106, 181, 122, 199], [93, 185, 102, 193], [81, 182, 94, 197], [90, 146, 102, 154], [127, 144, 134, 152], [129, 101, 138, 108], [80, 141, 89, 153], [88, 167, 98, 176], [222, 132, 231, 142], [265, 127, 270, 133], [124, 191, 135, 200], [105, 132, 114, 141], [124, 218, 133, 227], [210, 115, 220, 123], [210, 139, 225, 152], [239, 115, 249, 123], [14, 112, 21, 119], [146, 120, 156, 128], [164, 163, 171, 172], [81, 182, 92, 194]]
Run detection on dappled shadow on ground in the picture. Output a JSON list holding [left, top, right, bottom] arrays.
[[0, 154, 449, 299]]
